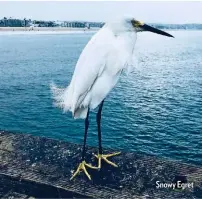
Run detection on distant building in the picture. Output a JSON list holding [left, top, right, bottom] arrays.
[[88, 22, 104, 28], [63, 21, 86, 28], [55, 21, 64, 27], [63, 21, 104, 28], [32, 20, 57, 27], [0, 18, 31, 27]]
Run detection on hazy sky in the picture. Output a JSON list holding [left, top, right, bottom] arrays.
[[0, 1, 202, 24]]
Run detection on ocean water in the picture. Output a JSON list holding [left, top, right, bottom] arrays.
[[0, 31, 202, 165]]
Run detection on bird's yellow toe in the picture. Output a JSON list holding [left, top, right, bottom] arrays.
[[70, 160, 98, 180], [94, 152, 121, 168]]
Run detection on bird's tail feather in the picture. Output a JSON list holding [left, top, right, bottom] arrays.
[[50, 82, 88, 119], [50, 82, 71, 113]]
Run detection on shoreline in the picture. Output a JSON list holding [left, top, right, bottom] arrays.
[[0, 27, 99, 35], [0, 27, 99, 32], [1, 28, 202, 36], [1, 27, 202, 32]]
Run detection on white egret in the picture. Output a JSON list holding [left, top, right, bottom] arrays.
[[51, 17, 174, 180]]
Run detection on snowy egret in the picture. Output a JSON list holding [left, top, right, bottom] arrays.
[[51, 17, 174, 180]]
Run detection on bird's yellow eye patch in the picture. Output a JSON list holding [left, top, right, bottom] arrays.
[[136, 21, 144, 26], [132, 20, 144, 27]]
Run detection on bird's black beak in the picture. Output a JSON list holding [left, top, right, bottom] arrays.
[[142, 24, 174, 38], [132, 20, 174, 38]]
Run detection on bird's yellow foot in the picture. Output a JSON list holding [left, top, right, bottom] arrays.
[[94, 152, 121, 168], [70, 160, 97, 180]]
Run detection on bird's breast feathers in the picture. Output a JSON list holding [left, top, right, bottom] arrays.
[[54, 27, 137, 118]]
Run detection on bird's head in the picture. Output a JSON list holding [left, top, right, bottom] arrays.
[[106, 17, 174, 38]]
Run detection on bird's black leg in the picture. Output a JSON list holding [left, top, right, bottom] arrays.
[[94, 100, 121, 169], [96, 100, 104, 154], [71, 108, 97, 181], [82, 108, 90, 161]]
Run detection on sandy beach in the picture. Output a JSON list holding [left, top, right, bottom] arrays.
[[0, 27, 99, 31], [0, 27, 99, 34]]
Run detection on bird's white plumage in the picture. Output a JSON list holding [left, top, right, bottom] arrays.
[[51, 17, 137, 119]]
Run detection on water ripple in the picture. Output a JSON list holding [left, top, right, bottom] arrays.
[[0, 31, 202, 165]]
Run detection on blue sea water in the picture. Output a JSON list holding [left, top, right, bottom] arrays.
[[0, 31, 202, 165]]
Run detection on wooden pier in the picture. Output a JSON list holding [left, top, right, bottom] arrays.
[[0, 131, 202, 198]]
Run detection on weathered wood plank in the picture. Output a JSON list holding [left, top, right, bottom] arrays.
[[0, 131, 202, 198]]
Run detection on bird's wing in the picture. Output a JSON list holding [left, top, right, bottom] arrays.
[[70, 28, 117, 112]]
